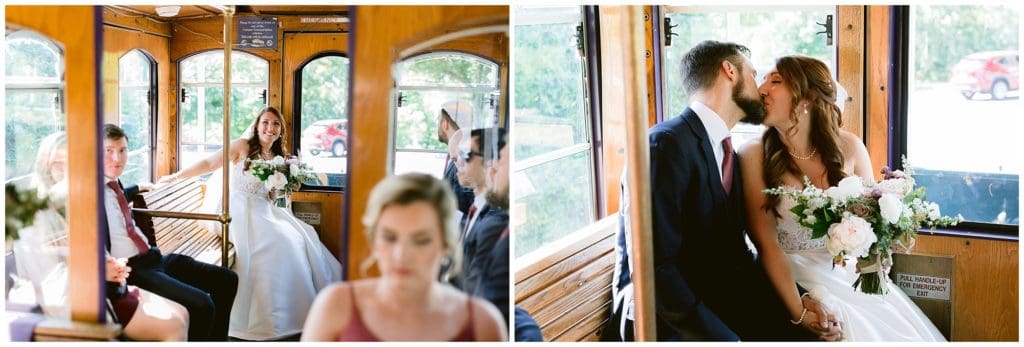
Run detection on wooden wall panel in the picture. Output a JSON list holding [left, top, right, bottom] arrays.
[[292, 192, 345, 260], [911, 234, 1018, 341], [348, 5, 508, 280], [101, 25, 173, 178], [7, 5, 103, 323], [865, 6, 890, 181], [837, 6, 865, 139]]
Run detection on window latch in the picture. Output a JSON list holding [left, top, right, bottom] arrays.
[[260, 89, 268, 105], [397, 91, 407, 108], [180, 88, 189, 103], [816, 14, 834, 46], [575, 23, 585, 56], [664, 17, 679, 47]]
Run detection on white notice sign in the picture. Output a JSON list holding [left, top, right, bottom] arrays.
[[896, 273, 951, 301]]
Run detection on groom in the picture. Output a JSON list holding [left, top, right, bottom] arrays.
[[609, 41, 841, 341], [102, 124, 238, 340]]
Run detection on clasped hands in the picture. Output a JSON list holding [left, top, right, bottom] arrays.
[[799, 295, 843, 341], [105, 256, 131, 285]]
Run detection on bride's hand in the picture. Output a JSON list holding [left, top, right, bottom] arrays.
[[157, 173, 181, 185], [799, 311, 842, 341], [801, 296, 833, 329]]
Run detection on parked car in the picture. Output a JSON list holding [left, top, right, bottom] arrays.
[[950, 50, 1019, 100], [301, 119, 348, 157]]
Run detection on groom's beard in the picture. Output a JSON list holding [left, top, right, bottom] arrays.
[[734, 80, 766, 125]]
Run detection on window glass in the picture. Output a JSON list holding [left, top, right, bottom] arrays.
[[5, 30, 64, 182], [298, 55, 349, 188], [908, 5, 1019, 226], [393, 52, 499, 178], [512, 6, 597, 257], [663, 6, 836, 149], [178, 51, 268, 169], [118, 50, 154, 185]]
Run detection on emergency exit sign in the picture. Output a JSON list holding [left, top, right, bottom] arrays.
[[896, 273, 951, 301]]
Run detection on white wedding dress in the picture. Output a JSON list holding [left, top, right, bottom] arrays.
[[776, 195, 946, 341], [205, 162, 342, 340]]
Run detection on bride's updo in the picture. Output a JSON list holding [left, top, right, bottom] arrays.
[[762, 56, 846, 214]]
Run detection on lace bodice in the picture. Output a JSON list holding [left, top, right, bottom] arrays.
[[231, 161, 269, 197], [775, 194, 826, 252]]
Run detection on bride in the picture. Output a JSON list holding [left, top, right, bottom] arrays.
[[737, 55, 944, 341], [158, 107, 341, 340]]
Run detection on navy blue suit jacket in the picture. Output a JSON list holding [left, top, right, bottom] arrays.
[[460, 205, 507, 296], [443, 159, 475, 214], [611, 108, 812, 341]]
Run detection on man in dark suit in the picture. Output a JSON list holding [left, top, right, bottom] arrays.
[[461, 128, 509, 325], [437, 100, 476, 213], [609, 41, 840, 341], [102, 124, 238, 341]]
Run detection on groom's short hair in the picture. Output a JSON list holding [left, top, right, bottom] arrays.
[[680, 40, 751, 95], [104, 123, 129, 144]]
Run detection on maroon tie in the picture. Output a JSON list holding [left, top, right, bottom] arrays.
[[461, 205, 478, 242], [107, 181, 149, 255], [721, 137, 734, 195]]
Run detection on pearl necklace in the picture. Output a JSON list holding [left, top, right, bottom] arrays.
[[789, 148, 817, 160]]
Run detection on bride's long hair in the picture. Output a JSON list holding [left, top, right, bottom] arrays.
[[244, 107, 287, 170], [762, 56, 846, 215]]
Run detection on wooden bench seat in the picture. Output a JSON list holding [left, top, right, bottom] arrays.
[[132, 177, 235, 268], [515, 216, 618, 341]]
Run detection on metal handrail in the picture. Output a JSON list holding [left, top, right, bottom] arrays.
[[131, 209, 229, 223]]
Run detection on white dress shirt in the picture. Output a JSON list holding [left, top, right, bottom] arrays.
[[104, 178, 147, 259], [691, 101, 732, 182], [463, 194, 488, 240]]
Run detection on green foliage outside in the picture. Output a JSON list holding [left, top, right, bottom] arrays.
[[5, 33, 62, 182], [300, 56, 349, 128], [663, 10, 833, 119], [179, 51, 268, 148], [395, 53, 498, 152], [514, 150, 596, 257], [912, 5, 1019, 83], [513, 21, 588, 161]]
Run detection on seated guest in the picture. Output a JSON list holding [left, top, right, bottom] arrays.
[[102, 124, 238, 341], [460, 128, 509, 324], [301, 173, 507, 341], [515, 307, 543, 341], [437, 100, 476, 213], [17, 130, 189, 341]]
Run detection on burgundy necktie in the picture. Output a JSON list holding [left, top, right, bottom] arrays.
[[721, 137, 734, 195], [107, 181, 149, 255], [461, 205, 478, 242]]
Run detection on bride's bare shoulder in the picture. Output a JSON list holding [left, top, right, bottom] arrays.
[[837, 129, 866, 152]]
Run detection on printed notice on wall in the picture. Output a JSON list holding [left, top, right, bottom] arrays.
[[896, 273, 951, 301], [295, 212, 322, 226], [238, 17, 278, 49]]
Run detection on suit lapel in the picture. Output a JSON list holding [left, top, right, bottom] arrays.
[[681, 110, 727, 204]]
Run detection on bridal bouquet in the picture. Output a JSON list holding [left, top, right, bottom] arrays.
[[246, 155, 316, 207], [764, 159, 962, 295]]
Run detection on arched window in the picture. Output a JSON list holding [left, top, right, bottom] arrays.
[[294, 52, 349, 189], [4, 29, 65, 181], [178, 50, 269, 170], [393, 51, 500, 177], [118, 49, 156, 185]]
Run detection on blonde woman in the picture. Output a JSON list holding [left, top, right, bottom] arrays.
[[301, 173, 507, 341]]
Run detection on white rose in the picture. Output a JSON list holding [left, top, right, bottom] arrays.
[[825, 176, 864, 201], [826, 213, 877, 258], [290, 164, 300, 177], [266, 171, 288, 190], [877, 178, 908, 195], [805, 215, 817, 225], [271, 156, 286, 166], [926, 202, 941, 220], [878, 194, 903, 224]]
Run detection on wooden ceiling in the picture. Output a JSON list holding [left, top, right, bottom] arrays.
[[109, 5, 349, 21]]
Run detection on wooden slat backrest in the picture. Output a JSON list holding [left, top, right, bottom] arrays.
[[135, 177, 234, 268], [515, 216, 618, 341]]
